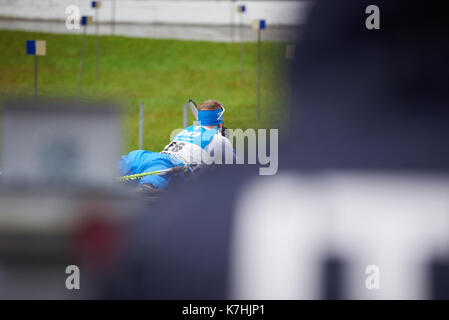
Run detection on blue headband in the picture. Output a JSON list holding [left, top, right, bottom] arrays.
[[197, 107, 225, 126]]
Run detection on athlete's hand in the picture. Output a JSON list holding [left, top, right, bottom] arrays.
[[136, 183, 164, 195]]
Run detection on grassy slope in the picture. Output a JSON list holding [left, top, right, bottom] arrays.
[[0, 30, 289, 153]]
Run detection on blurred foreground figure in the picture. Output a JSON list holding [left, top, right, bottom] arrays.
[[0, 99, 144, 299], [109, 0, 449, 299]]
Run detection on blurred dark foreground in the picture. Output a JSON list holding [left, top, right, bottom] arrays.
[[1, 0, 449, 300]]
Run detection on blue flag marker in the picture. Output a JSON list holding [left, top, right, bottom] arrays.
[[26, 40, 35, 55], [252, 19, 266, 31], [26, 40, 46, 97], [26, 40, 46, 56], [91, 1, 102, 8], [81, 16, 92, 26]]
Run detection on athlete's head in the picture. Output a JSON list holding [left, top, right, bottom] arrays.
[[198, 100, 223, 111], [198, 100, 225, 129]]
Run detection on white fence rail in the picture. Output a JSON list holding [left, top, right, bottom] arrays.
[[0, 0, 311, 26]]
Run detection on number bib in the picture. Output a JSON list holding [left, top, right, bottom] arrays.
[[162, 125, 218, 164]]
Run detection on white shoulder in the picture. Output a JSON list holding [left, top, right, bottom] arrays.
[[207, 133, 236, 163], [209, 133, 233, 150]]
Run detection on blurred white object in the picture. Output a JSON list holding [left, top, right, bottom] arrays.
[[0, 0, 310, 26], [1, 99, 121, 187], [230, 172, 449, 299]]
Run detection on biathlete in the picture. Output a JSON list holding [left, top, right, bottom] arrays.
[[118, 100, 235, 192]]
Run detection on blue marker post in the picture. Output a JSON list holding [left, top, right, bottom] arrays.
[[111, 0, 116, 35], [252, 19, 266, 120], [230, 0, 238, 42], [139, 101, 145, 149], [78, 15, 93, 99], [26, 40, 46, 98], [91, 1, 102, 79], [237, 5, 246, 83]]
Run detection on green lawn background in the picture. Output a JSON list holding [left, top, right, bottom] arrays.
[[0, 30, 290, 153]]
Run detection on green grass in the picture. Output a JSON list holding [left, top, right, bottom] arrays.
[[0, 30, 290, 153]]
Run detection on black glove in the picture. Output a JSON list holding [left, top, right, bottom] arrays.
[[221, 126, 228, 137]]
